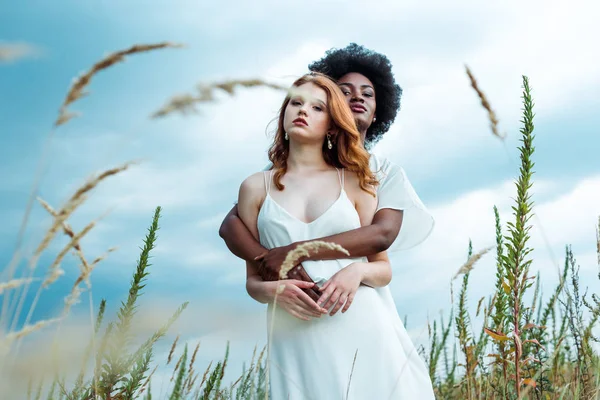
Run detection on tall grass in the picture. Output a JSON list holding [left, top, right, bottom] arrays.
[[422, 75, 600, 399], [1, 41, 598, 399]]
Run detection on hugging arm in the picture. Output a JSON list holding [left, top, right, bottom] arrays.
[[257, 207, 403, 273], [219, 203, 321, 293], [219, 204, 268, 263]]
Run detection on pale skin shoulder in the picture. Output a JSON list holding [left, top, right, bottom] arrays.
[[343, 170, 378, 227], [237, 171, 267, 240]]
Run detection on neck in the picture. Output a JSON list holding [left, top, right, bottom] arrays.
[[287, 141, 329, 171], [359, 129, 367, 149]]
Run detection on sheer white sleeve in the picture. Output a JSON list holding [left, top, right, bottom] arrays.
[[372, 156, 435, 252]]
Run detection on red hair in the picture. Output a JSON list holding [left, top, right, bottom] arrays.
[[268, 72, 377, 195]]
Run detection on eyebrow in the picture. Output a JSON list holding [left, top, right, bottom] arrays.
[[339, 82, 375, 90], [292, 95, 327, 107]]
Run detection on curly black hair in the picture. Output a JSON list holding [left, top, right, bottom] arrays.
[[308, 43, 402, 147]]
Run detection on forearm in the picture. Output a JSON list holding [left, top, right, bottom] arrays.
[[299, 209, 403, 260], [219, 206, 268, 262], [246, 277, 275, 303], [308, 224, 388, 258], [354, 261, 392, 288]]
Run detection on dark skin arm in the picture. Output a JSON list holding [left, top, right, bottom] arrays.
[[219, 204, 266, 262], [218, 204, 322, 300], [256, 208, 404, 276], [220, 201, 404, 279]]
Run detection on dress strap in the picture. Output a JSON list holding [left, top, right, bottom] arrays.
[[335, 168, 345, 190], [263, 171, 272, 195]]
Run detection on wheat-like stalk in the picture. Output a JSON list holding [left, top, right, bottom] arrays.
[[279, 240, 349, 280], [55, 42, 184, 126], [138, 364, 158, 395], [150, 79, 287, 118], [0, 279, 38, 295], [0, 42, 40, 63], [42, 219, 99, 288], [188, 341, 200, 375], [453, 246, 494, 280], [167, 335, 180, 365], [31, 162, 135, 273], [3, 317, 62, 345], [465, 65, 505, 140]]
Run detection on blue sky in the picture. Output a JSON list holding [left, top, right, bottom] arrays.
[[2, 0, 600, 391]]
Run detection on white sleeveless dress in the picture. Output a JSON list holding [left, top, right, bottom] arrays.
[[257, 169, 436, 400]]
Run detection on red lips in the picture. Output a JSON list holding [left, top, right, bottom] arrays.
[[350, 104, 367, 113], [293, 117, 308, 126]]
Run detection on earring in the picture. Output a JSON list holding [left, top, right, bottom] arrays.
[[284, 131, 288, 140], [327, 133, 333, 150], [373, 117, 377, 122]]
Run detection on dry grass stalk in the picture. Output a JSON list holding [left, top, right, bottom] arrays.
[[151, 79, 287, 118], [198, 360, 213, 389], [31, 161, 134, 269], [346, 349, 358, 399], [279, 240, 349, 280], [69, 246, 117, 295], [12, 213, 107, 338], [62, 245, 116, 317], [55, 42, 184, 126], [170, 351, 185, 382], [3, 317, 62, 345], [37, 197, 92, 275], [188, 341, 200, 374], [167, 335, 180, 364], [43, 219, 98, 288], [138, 364, 157, 395], [0, 278, 38, 295], [453, 246, 493, 280], [0, 42, 40, 63], [465, 65, 505, 140]]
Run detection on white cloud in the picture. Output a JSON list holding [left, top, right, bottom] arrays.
[[386, 173, 600, 339]]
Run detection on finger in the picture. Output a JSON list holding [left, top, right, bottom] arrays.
[[323, 288, 342, 311], [254, 251, 268, 261], [290, 308, 310, 321], [303, 287, 325, 309], [296, 304, 322, 318], [310, 285, 323, 298], [296, 289, 327, 314], [317, 285, 334, 307], [342, 292, 355, 313], [302, 287, 320, 303], [289, 280, 316, 289], [330, 293, 347, 316], [291, 303, 319, 319]]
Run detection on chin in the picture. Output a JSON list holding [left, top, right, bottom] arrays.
[[355, 117, 371, 132]]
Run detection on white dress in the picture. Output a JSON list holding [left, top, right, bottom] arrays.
[[257, 166, 436, 400]]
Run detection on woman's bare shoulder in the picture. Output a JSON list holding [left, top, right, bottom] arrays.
[[239, 171, 268, 201], [344, 170, 377, 201]]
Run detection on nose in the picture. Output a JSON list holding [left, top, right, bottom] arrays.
[[350, 93, 364, 103], [298, 105, 308, 116]]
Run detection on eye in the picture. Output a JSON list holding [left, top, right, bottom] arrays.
[[342, 91, 351, 95], [291, 100, 302, 106], [313, 106, 323, 112], [363, 93, 374, 98]]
